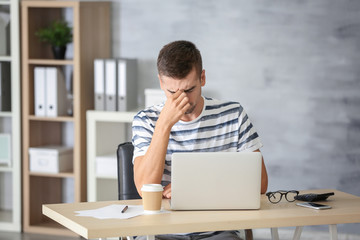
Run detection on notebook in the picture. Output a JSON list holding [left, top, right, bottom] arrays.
[[170, 152, 262, 210]]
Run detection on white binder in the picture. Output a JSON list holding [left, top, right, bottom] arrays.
[[94, 59, 105, 110], [117, 58, 137, 111], [105, 59, 117, 111], [45, 67, 67, 117], [34, 67, 46, 116]]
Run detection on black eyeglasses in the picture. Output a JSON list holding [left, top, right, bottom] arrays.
[[266, 190, 299, 204]]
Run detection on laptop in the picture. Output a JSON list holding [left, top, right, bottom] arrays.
[[170, 152, 262, 210]]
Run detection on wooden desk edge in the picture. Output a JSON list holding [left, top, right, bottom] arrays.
[[42, 205, 89, 238]]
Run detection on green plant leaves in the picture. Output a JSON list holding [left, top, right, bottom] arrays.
[[35, 20, 73, 47]]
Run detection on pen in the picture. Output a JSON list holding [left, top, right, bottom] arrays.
[[121, 205, 128, 213]]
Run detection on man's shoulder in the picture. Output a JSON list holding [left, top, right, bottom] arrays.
[[134, 103, 164, 120], [204, 97, 242, 111]]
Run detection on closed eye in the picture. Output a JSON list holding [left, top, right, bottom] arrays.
[[167, 86, 196, 95], [184, 87, 195, 93]]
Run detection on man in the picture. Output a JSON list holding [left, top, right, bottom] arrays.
[[132, 40, 268, 240]]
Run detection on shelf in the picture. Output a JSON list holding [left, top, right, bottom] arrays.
[[0, 0, 21, 232], [0, 165, 12, 172], [87, 110, 138, 122], [21, 0, 111, 235], [28, 115, 74, 122], [28, 59, 74, 65], [29, 172, 74, 178], [96, 175, 117, 180], [0, 56, 11, 61], [0, 111, 12, 117], [22, 0, 83, 8]]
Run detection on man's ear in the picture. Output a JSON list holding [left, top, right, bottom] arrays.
[[158, 74, 164, 90], [200, 69, 206, 87]]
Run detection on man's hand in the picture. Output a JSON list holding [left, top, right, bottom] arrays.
[[163, 183, 171, 199], [157, 90, 191, 129]]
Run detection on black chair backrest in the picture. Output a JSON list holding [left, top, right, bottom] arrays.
[[117, 142, 141, 200]]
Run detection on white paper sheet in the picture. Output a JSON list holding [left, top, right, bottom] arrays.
[[75, 204, 144, 219]]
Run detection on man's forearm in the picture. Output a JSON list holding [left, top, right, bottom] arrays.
[[133, 123, 171, 195], [133, 89, 191, 195]]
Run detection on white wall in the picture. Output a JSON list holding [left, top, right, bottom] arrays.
[[108, 0, 360, 234]]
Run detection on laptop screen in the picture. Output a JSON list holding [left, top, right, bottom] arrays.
[[170, 152, 262, 210]]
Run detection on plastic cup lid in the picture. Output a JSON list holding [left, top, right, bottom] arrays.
[[141, 184, 164, 192]]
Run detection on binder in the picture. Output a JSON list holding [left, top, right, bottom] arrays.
[[105, 59, 117, 111], [0, 62, 11, 111], [117, 58, 137, 111], [94, 59, 105, 110], [45, 67, 67, 117], [34, 67, 46, 116]]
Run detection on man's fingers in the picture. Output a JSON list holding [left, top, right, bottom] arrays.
[[159, 90, 190, 126], [173, 91, 186, 105], [163, 184, 172, 199], [172, 89, 183, 98], [179, 96, 189, 108]]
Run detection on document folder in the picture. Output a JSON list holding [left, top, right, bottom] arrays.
[[0, 62, 11, 111], [45, 67, 67, 117], [94, 59, 106, 110], [34, 67, 46, 116], [105, 59, 117, 111], [117, 58, 137, 111]]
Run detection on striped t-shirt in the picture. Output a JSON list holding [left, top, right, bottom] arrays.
[[132, 97, 263, 185]]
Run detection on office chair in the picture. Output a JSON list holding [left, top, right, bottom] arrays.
[[116, 142, 253, 240], [117, 142, 141, 200]]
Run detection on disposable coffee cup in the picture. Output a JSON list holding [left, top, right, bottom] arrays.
[[141, 184, 164, 214]]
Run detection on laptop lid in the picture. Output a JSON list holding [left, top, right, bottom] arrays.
[[171, 152, 262, 210]]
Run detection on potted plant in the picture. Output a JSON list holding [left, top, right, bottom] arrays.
[[35, 20, 73, 59]]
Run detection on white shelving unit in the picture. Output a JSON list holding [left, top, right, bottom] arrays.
[[86, 110, 137, 202], [0, 0, 21, 232]]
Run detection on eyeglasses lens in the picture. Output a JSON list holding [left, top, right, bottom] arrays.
[[286, 191, 298, 202], [269, 192, 282, 203]]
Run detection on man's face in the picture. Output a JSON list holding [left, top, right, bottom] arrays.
[[159, 68, 206, 120]]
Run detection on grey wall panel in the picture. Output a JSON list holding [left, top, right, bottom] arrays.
[[109, 0, 360, 233]]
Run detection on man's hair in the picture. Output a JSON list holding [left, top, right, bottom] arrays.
[[157, 40, 202, 79]]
